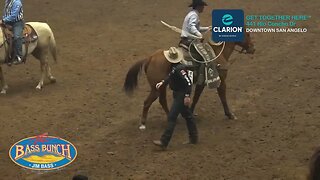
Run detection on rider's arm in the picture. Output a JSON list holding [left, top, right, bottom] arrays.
[[199, 26, 210, 32], [189, 14, 202, 38], [3, 1, 22, 23]]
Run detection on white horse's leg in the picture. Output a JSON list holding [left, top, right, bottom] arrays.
[[36, 57, 46, 90], [46, 65, 56, 83], [0, 66, 8, 94]]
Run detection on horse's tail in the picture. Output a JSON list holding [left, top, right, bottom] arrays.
[[123, 57, 150, 95], [47, 25, 57, 63]]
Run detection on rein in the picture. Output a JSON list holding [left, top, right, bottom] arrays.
[[0, 39, 8, 49]]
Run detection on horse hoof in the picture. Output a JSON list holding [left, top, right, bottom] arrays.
[[36, 85, 42, 90], [227, 113, 238, 120], [49, 77, 56, 83], [139, 125, 146, 131], [0, 89, 6, 94]]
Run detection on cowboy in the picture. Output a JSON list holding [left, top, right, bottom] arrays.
[[0, 0, 24, 64], [179, 0, 211, 49], [153, 47, 198, 150], [179, 0, 222, 88]]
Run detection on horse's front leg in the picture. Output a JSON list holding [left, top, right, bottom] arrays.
[[0, 66, 8, 94], [217, 69, 237, 120]]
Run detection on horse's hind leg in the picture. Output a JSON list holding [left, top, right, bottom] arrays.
[[46, 65, 56, 83], [33, 47, 55, 89], [158, 87, 169, 115], [36, 57, 47, 90], [139, 89, 159, 130], [0, 66, 8, 94]]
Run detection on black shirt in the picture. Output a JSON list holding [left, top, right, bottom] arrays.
[[163, 63, 192, 96]]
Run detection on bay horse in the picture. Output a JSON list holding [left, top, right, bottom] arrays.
[[0, 22, 57, 94], [124, 32, 255, 130]]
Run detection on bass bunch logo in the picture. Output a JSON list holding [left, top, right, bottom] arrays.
[[212, 9, 244, 42], [9, 134, 77, 170]]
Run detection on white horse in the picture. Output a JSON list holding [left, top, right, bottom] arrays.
[[0, 22, 57, 94]]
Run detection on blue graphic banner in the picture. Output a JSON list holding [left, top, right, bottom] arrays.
[[212, 9, 244, 42], [9, 135, 77, 170]]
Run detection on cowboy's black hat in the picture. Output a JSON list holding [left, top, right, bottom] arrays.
[[189, 0, 208, 7]]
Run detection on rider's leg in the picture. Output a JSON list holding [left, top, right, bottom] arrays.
[[12, 21, 24, 64]]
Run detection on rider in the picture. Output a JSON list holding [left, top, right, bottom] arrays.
[[0, 0, 24, 64], [179, 0, 211, 49], [179, 0, 222, 88]]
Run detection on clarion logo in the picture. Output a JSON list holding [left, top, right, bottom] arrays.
[[9, 134, 77, 170], [212, 9, 244, 42], [213, 27, 243, 33]]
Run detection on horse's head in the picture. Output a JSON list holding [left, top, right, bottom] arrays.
[[235, 32, 255, 54]]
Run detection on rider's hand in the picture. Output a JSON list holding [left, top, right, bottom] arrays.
[[156, 81, 164, 89], [184, 96, 191, 106], [195, 31, 203, 39]]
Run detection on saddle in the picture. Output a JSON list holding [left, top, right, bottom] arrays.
[[179, 39, 221, 88], [1, 24, 38, 64]]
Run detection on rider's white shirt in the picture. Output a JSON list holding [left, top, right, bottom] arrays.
[[181, 9, 209, 39]]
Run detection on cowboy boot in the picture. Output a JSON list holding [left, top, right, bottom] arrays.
[[13, 55, 22, 65], [152, 140, 167, 150]]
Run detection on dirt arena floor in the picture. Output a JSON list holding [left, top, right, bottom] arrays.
[[0, 0, 319, 179]]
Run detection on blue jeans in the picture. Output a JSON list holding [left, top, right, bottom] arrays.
[[11, 20, 24, 58], [160, 91, 198, 146]]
